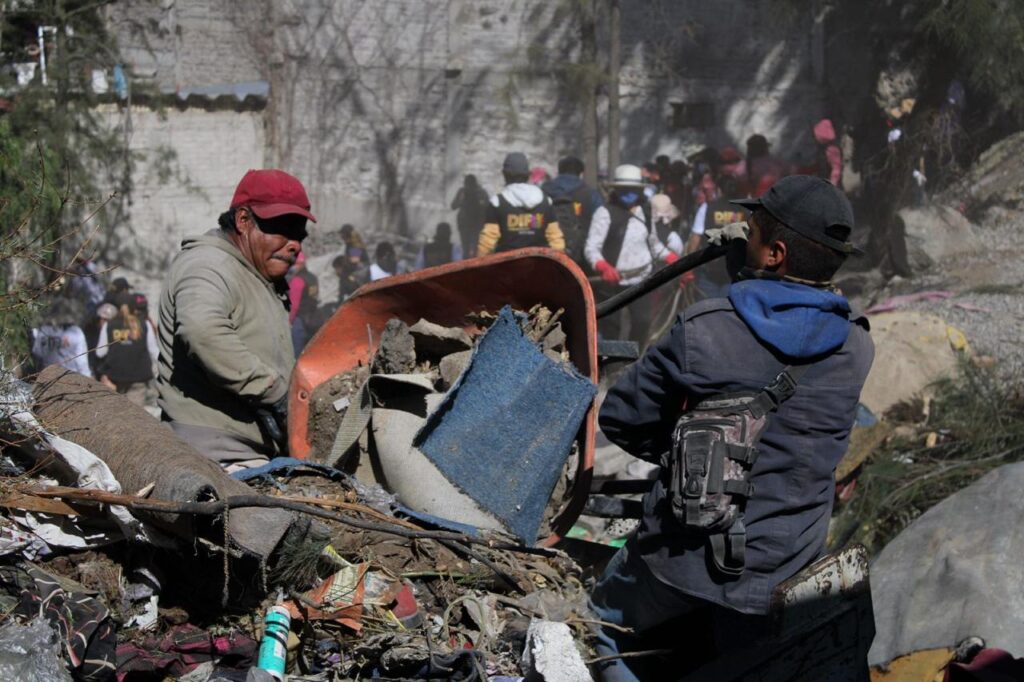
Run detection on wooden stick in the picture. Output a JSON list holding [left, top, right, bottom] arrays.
[[273, 494, 421, 530], [17, 485, 556, 557], [585, 649, 673, 665]]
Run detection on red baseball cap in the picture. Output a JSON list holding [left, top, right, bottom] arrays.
[[720, 145, 742, 163], [230, 169, 317, 223]]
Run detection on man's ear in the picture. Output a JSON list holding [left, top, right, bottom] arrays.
[[234, 207, 252, 234], [767, 238, 787, 268]]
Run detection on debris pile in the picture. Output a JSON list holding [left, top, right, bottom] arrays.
[[306, 304, 594, 545], [0, 303, 601, 681]]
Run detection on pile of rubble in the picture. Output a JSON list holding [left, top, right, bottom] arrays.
[[0, 304, 601, 681]]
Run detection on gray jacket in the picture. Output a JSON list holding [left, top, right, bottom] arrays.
[[157, 230, 293, 454]]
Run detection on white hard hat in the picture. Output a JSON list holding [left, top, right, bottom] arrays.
[[609, 164, 645, 188]]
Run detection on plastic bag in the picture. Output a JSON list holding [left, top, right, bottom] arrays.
[[0, 617, 73, 682]]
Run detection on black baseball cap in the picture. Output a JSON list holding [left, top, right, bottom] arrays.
[[731, 175, 862, 255], [502, 152, 530, 175]]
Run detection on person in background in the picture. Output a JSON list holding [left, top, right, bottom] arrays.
[[371, 241, 398, 281], [477, 152, 565, 257], [529, 166, 550, 186], [718, 145, 749, 196], [654, 155, 672, 189], [334, 248, 370, 301], [542, 155, 604, 266], [694, 175, 746, 298], [450, 175, 490, 259], [649, 193, 692, 316], [813, 119, 843, 189], [649, 194, 684, 256], [96, 292, 158, 406], [416, 222, 461, 269], [663, 160, 692, 218], [746, 134, 790, 198], [31, 299, 92, 378], [585, 164, 679, 347], [287, 251, 319, 357], [65, 257, 106, 318], [76, 271, 125, 371], [102, 277, 131, 306], [340, 224, 370, 265], [689, 173, 720, 254], [641, 162, 660, 199]]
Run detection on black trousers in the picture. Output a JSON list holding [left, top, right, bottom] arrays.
[[594, 282, 655, 347]]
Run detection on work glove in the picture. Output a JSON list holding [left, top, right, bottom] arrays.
[[595, 260, 621, 285], [256, 395, 289, 453], [664, 252, 680, 265], [705, 221, 749, 246], [679, 270, 696, 289]]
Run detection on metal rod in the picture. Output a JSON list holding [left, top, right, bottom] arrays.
[[595, 244, 729, 319]]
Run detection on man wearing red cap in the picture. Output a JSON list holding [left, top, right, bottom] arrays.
[[156, 169, 316, 471]]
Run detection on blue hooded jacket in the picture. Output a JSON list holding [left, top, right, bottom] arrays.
[[599, 288, 873, 615], [728, 279, 852, 359], [541, 174, 603, 221]]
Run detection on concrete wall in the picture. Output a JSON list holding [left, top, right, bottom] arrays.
[[103, 0, 826, 286], [100, 104, 264, 303], [107, 0, 261, 88]]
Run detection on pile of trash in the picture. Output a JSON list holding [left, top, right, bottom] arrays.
[[305, 304, 594, 546], [0, 304, 601, 681]]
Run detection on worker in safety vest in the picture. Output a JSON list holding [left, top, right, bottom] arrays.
[[477, 152, 565, 256]]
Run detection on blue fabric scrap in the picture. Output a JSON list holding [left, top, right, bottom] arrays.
[[230, 456, 349, 483], [413, 306, 596, 544]]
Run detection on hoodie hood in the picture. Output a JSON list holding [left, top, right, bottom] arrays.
[[728, 279, 852, 359], [814, 119, 837, 145], [542, 174, 584, 199], [495, 182, 547, 209], [181, 230, 281, 288]]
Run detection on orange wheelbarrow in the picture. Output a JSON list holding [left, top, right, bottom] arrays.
[[288, 247, 599, 543], [287, 244, 726, 543]]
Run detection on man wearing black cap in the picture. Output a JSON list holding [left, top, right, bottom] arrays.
[[477, 152, 565, 256], [589, 176, 874, 680]]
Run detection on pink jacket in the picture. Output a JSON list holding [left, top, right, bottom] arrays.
[[814, 119, 842, 187]]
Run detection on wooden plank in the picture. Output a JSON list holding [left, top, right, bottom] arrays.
[[0, 491, 80, 516]]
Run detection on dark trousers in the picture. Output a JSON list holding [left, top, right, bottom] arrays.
[[589, 542, 773, 681], [595, 282, 655, 347], [458, 223, 479, 260]]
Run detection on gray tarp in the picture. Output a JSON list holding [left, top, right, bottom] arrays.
[[32, 366, 294, 560], [869, 462, 1024, 665]]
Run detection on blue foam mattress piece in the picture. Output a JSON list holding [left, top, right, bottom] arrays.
[[414, 306, 596, 544]]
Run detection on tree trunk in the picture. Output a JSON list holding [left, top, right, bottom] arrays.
[[607, 0, 621, 174], [580, 0, 599, 187]]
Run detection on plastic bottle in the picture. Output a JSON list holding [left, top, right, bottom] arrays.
[[256, 600, 291, 681]]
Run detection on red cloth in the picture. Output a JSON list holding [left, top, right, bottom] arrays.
[[287, 275, 305, 324], [824, 144, 843, 186], [945, 648, 1024, 682], [116, 624, 257, 681]]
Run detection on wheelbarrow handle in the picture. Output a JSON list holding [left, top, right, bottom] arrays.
[[595, 243, 729, 319]]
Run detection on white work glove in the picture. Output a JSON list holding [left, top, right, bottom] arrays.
[[705, 221, 749, 246]]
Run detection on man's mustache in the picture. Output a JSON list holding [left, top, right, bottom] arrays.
[[271, 254, 297, 265]]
